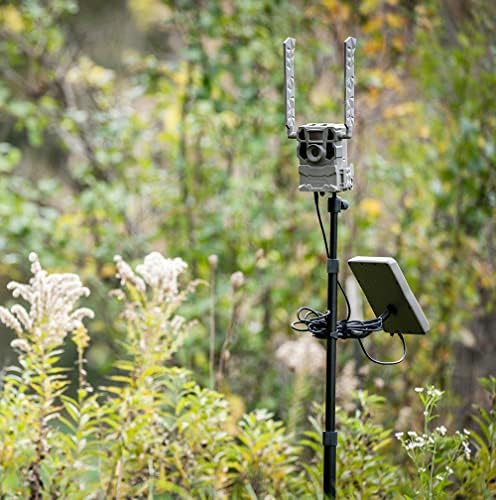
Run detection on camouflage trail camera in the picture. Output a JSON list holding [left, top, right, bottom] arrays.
[[283, 37, 357, 193]]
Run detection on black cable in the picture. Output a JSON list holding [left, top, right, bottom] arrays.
[[291, 308, 390, 340], [338, 279, 351, 321], [358, 333, 407, 365], [314, 193, 350, 321], [291, 307, 330, 338], [314, 193, 329, 258], [336, 286, 407, 364]]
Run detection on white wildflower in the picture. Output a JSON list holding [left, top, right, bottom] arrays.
[[463, 428, 470, 436], [427, 386, 443, 398], [114, 255, 146, 292], [170, 314, 186, 333], [436, 425, 447, 436], [414, 387, 424, 393], [407, 435, 426, 449], [29, 251, 41, 272], [0, 253, 94, 348], [462, 440, 471, 459], [109, 289, 125, 301], [135, 252, 187, 301], [407, 431, 418, 437], [394, 432, 404, 439], [10, 338, 30, 352], [11, 304, 32, 331], [446, 466, 453, 474], [0, 306, 23, 334]]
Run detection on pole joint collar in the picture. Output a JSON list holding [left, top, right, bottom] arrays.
[[327, 259, 339, 274], [323, 431, 338, 447]]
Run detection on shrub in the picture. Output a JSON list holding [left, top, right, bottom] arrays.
[[0, 252, 304, 498], [0, 253, 494, 498], [395, 386, 471, 499]]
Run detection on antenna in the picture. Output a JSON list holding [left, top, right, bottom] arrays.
[[283, 37, 297, 139], [343, 36, 356, 138]]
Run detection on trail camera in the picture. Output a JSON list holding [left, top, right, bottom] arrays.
[[283, 37, 357, 193]]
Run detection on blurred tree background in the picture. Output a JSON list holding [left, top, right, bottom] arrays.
[[0, 0, 495, 443]]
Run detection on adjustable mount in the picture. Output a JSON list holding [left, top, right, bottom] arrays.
[[283, 36, 429, 499]]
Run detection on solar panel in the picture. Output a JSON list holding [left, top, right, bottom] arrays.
[[348, 256, 429, 334]]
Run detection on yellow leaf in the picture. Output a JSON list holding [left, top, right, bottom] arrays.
[[390, 222, 401, 235], [225, 393, 245, 435], [363, 39, 384, 56], [392, 35, 406, 52], [0, 6, 24, 33], [127, 0, 172, 30], [360, 198, 382, 218], [172, 62, 189, 87], [386, 13, 406, 29], [363, 17, 384, 35], [86, 64, 114, 87], [418, 125, 430, 139], [221, 111, 239, 129], [163, 105, 180, 133], [100, 262, 115, 279], [321, 0, 350, 20], [382, 71, 403, 91], [383, 101, 417, 119], [56, 213, 83, 226], [363, 87, 380, 106], [322, 0, 339, 9], [360, 0, 382, 15]]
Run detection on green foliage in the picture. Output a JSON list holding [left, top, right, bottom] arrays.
[[396, 387, 471, 498], [0, 0, 495, 497], [455, 376, 496, 498], [302, 392, 399, 498], [0, 0, 494, 418], [0, 253, 309, 497], [0, 254, 494, 497]]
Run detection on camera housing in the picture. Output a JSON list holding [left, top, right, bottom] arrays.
[[296, 123, 353, 192]]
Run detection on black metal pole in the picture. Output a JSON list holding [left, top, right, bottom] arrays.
[[324, 193, 341, 498]]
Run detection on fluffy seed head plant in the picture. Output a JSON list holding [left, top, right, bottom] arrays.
[[115, 252, 187, 299], [112, 252, 195, 367], [0, 252, 94, 350], [0, 253, 95, 497]]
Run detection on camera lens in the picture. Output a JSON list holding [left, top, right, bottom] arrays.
[[307, 144, 324, 163]]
